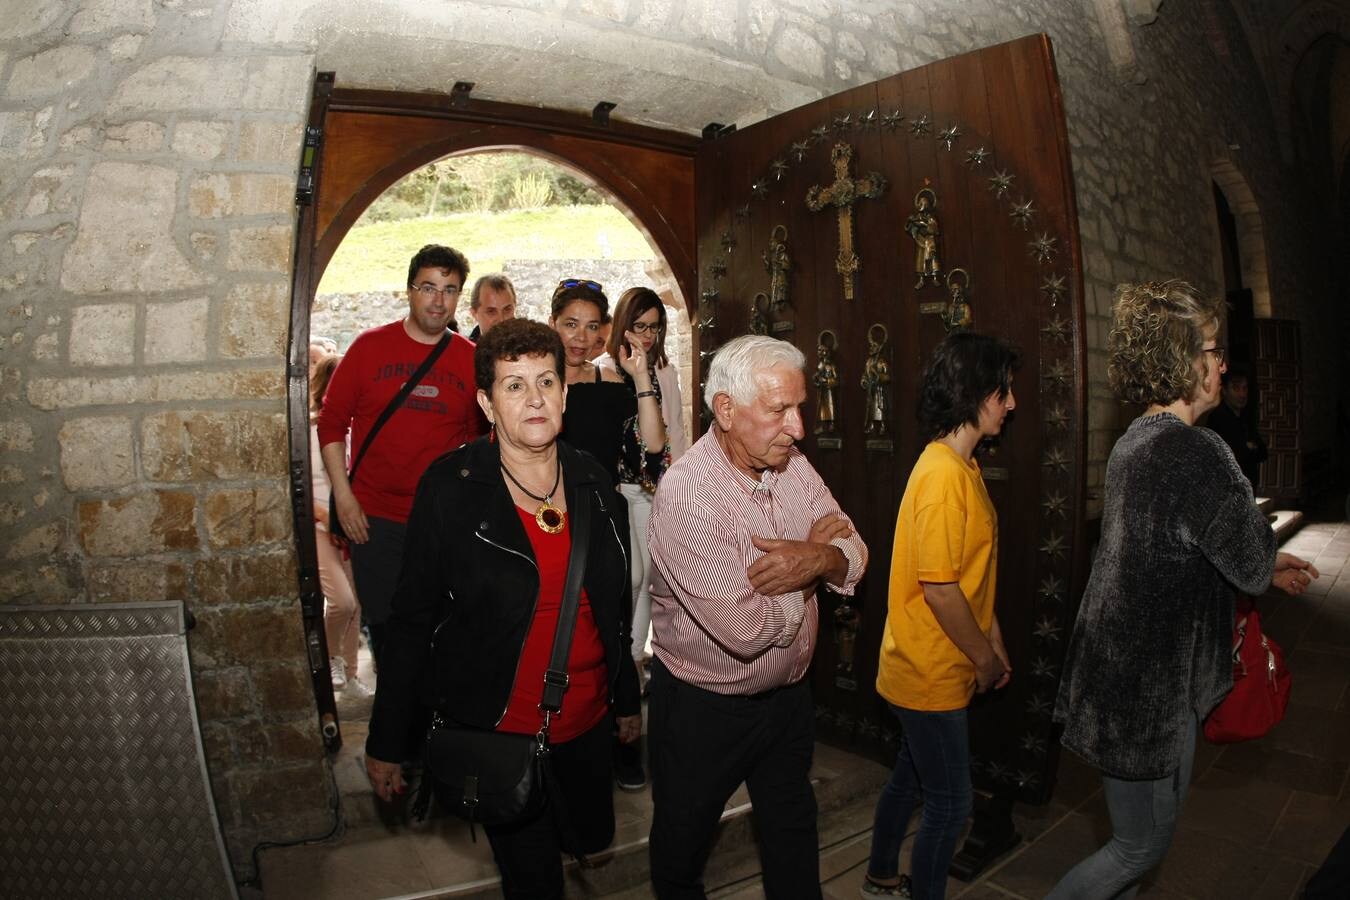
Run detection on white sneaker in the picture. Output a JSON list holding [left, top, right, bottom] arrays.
[[343, 677, 374, 698], [330, 656, 347, 690]]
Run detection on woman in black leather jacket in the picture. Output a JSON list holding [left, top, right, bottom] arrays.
[[366, 319, 641, 899]]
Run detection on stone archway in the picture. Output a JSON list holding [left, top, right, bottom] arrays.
[[315, 144, 692, 314], [287, 90, 701, 744], [1211, 157, 1273, 317], [1272, 0, 1350, 163], [314, 145, 697, 430]]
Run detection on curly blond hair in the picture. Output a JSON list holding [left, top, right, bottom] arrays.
[[1107, 280, 1225, 406]]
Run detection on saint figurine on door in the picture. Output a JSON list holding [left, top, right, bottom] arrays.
[[749, 293, 770, 335], [861, 323, 891, 436], [942, 267, 974, 333], [813, 329, 840, 435], [763, 225, 791, 313], [906, 187, 942, 289]]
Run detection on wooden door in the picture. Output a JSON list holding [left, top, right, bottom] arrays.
[[693, 34, 1088, 804], [1254, 319, 1302, 500]]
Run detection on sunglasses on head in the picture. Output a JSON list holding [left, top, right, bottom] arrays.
[[558, 278, 603, 293]]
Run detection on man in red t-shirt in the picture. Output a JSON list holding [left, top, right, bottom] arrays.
[[317, 244, 484, 668]]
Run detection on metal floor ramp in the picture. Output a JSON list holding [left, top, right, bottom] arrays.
[[0, 602, 237, 899]]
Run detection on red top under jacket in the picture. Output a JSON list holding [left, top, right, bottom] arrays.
[[496, 506, 609, 742]]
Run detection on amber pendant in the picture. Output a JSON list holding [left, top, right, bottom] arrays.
[[535, 501, 565, 535]]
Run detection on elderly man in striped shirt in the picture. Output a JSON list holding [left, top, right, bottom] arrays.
[[646, 334, 869, 899]]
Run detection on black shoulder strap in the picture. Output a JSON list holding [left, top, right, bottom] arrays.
[[347, 329, 452, 483], [540, 478, 590, 715]]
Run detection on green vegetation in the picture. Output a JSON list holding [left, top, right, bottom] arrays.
[[317, 205, 656, 294], [359, 151, 603, 223], [317, 150, 656, 294]]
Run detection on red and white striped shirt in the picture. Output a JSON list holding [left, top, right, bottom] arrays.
[[648, 430, 868, 695]]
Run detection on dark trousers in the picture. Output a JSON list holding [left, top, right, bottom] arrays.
[[647, 659, 821, 900], [484, 715, 616, 900], [1306, 823, 1350, 899], [347, 514, 406, 671]]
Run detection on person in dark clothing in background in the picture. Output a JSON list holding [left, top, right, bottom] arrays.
[[465, 272, 517, 341], [1204, 365, 1267, 488], [549, 278, 667, 793]]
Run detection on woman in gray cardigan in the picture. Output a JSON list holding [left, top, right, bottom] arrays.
[[1048, 280, 1318, 899]]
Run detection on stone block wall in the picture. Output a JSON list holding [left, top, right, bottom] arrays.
[[0, 0, 327, 877], [0, 0, 1334, 881]]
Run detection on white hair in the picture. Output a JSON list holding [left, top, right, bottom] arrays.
[[703, 334, 806, 410]]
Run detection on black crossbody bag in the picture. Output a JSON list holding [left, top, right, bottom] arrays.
[[327, 329, 452, 542], [420, 486, 591, 842]]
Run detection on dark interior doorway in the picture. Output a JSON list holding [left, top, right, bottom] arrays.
[[1213, 181, 1255, 369]]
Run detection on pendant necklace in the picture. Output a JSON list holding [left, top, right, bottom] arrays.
[[501, 457, 565, 534]]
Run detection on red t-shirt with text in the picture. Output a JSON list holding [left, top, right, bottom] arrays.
[[316, 320, 483, 523]]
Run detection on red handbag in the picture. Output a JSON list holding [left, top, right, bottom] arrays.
[[1203, 598, 1292, 743]]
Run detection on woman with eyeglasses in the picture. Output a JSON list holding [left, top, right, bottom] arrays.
[[594, 288, 687, 684], [549, 280, 668, 487], [550, 278, 668, 791], [1047, 280, 1317, 898]]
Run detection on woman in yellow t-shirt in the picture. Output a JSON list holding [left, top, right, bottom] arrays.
[[862, 331, 1020, 900]]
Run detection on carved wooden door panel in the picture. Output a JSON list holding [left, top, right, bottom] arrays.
[[1254, 319, 1302, 500], [693, 34, 1088, 804]]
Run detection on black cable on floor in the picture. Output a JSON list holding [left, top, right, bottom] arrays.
[[235, 755, 345, 890]]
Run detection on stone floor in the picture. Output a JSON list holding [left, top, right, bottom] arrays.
[[260, 519, 1350, 899]]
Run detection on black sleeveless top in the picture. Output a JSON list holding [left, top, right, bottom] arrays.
[[561, 365, 665, 486]]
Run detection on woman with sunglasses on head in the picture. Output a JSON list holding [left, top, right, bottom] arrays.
[[550, 280, 669, 490], [594, 289, 687, 684], [550, 278, 668, 791]]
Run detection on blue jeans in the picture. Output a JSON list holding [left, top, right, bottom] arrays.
[[867, 705, 971, 900], [1046, 715, 1198, 899]]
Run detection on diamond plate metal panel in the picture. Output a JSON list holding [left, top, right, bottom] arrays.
[[0, 603, 237, 899]]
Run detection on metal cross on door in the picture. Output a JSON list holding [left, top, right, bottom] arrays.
[[805, 143, 887, 300]]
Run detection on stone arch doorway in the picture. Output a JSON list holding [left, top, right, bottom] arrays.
[[317, 146, 691, 320], [287, 76, 700, 744], [314, 146, 692, 349], [1210, 158, 1272, 318]]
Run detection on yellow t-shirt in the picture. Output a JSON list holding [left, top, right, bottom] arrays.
[[876, 441, 998, 711]]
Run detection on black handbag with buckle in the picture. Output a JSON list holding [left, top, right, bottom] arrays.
[[423, 715, 547, 828], [420, 480, 591, 837]]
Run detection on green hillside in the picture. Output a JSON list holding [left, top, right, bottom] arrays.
[[317, 205, 656, 294]]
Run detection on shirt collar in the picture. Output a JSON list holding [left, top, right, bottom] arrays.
[[710, 430, 784, 497]]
